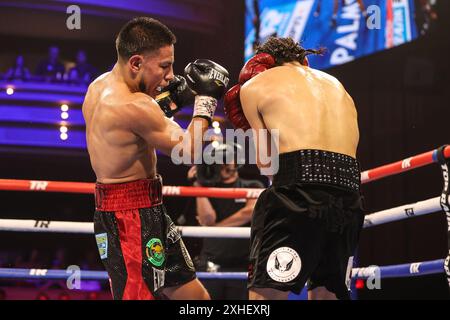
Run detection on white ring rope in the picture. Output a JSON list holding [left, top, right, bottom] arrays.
[[0, 195, 443, 237], [363, 196, 441, 227]]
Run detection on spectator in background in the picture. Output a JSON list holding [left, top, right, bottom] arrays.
[[187, 142, 264, 300], [20, 249, 49, 269], [415, 0, 438, 35], [0, 289, 6, 300], [0, 252, 10, 267], [67, 50, 98, 85], [81, 250, 102, 270], [51, 248, 67, 269], [3, 55, 31, 81], [35, 45, 65, 82]]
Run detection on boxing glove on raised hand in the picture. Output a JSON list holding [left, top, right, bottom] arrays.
[[156, 75, 195, 117], [224, 53, 275, 130], [223, 84, 251, 131], [184, 59, 230, 99], [238, 53, 276, 84], [184, 59, 230, 123]]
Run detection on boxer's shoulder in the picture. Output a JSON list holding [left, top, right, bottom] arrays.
[[242, 66, 292, 89], [240, 70, 270, 92], [118, 93, 168, 133], [127, 93, 163, 118], [308, 67, 343, 88], [91, 71, 110, 84], [240, 67, 288, 99], [129, 92, 154, 106]]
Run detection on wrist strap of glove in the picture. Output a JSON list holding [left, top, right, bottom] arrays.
[[193, 95, 217, 125]]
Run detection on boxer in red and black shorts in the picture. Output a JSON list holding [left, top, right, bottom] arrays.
[[83, 17, 229, 299], [94, 176, 196, 300]]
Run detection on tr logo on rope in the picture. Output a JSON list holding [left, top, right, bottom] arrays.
[[29, 181, 49, 190], [34, 220, 51, 228]]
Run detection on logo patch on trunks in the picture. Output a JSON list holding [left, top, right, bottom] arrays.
[[167, 221, 181, 244], [180, 240, 195, 271], [146, 238, 165, 267], [152, 267, 165, 292], [95, 233, 108, 260], [266, 247, 301, 283]]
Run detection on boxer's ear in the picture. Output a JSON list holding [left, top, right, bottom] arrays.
[[129, 55, 143, 72], [302, 56, 309, 67]]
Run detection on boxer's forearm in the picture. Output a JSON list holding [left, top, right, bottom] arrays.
[[189, 117, 209, 161], [215, 207, 253, 227], [174, 117, 209, 163], [196, 197, 217, 226]]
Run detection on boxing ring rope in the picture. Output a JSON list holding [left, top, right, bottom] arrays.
[[0, 194, 443, 235], [0, 145, 449, 285], [361, 145, 450, 183], [0, 145, 448, 197], [0, 259, 444, 281], [0, 269, 248, 281], [0, 220, 250, 238], [0, 179, 264, 199]]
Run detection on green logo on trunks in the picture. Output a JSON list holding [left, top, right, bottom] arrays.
[[146, 238, 165, 267]]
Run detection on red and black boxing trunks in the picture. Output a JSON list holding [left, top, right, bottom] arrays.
[[248, 149, 364, 299], [93, 176, 196, 300]]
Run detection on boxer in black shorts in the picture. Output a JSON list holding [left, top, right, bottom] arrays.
[[248, 150, 364, 300], [224, 36, 363, 299]]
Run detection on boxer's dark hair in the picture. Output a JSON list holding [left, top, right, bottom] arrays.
[[116, 17, 176, 60], [256, 37, 324, 66]]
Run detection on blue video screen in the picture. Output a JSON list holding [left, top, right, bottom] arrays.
[[244, 0, 434, 69]]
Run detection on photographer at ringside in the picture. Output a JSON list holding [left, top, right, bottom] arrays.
[[187, 142, 264, 300]]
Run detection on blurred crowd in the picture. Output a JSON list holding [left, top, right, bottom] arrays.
[[0, 247, 108, 300], [1, 45, 99, 85], [415, 0, 439, 36], [0, 247, 102, 270]]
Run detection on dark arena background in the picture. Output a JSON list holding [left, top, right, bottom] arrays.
[[0, 0, 449, 301]]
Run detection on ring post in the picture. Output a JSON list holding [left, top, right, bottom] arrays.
[[436, 145, 450, 292]]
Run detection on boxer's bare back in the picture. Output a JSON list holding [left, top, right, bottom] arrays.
[[240, 63, 359, 159]]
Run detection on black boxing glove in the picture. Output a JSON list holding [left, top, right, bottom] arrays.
[[184, 59, 230, 99], [156, 75, 195, 117], [184, 59, 230, 123]]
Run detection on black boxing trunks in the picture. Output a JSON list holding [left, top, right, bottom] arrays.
[[93, 176, 196, 300], [248, 149, 364, 299]]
